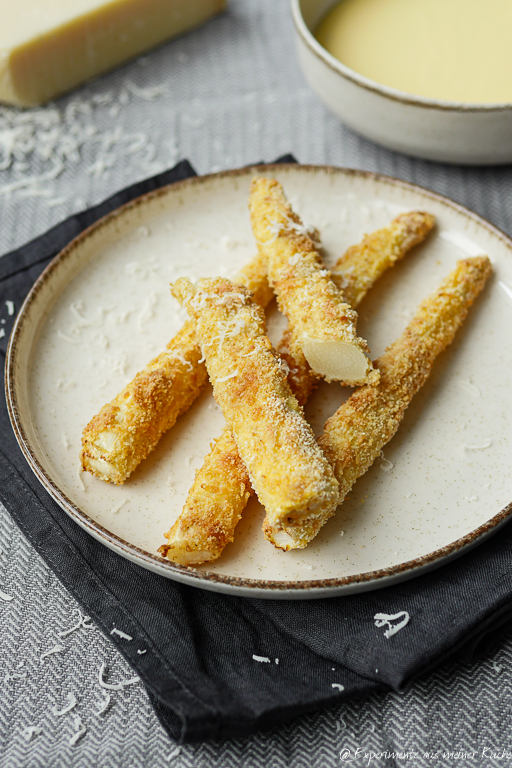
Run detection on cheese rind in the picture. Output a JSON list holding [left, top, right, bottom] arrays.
[[0, 0, 226, 107]]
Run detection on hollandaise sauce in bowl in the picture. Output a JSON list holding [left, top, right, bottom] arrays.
[[292, 0, 512, 164]]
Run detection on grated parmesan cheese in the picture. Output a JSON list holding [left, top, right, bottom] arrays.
[[463, 440, 492, 451], [379, 452, 394, 472], [5, 301, 14, 316], [217, 371, 238, 383], [331, 683, 345, 691], [374, 611, 410, 639], [166, 350, 193, 371], [52, 693, 77, 716], [94, 694, 111, 716], [109, 500, 127, 515], [58, 608, 94, 637], [0, 329, 5, 339], [40, 644, 65, 661], [459, 379, 481, 398], [137, 649, 147, 655], [69, 715, 86, 746], [98, 663, 139, 690], [77, 468, 86, 492], [22, 726, 42, 742]]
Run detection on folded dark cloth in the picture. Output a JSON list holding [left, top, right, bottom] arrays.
[[1, 158, 512, 743]]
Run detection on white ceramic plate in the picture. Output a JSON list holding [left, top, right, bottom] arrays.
[[6, 165, 512, 598]]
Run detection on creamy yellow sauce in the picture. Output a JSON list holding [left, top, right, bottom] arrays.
[[315, 0, 512, 103]]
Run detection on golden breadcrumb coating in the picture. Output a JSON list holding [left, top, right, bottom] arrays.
[[249, 176, 377, 386], [159, 427, 251, 565], [269, 256, 492, 550], [333, 211, 436, 308], [282, 210, 435, 404], [80, 252, 271, 485], [170, 276, 340, 544], [162, 212, 435, 564]]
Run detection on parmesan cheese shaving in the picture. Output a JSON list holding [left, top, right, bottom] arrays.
[[331, 683, 345, 691], [217, 371, 238, 382], [463, 440, 492, 451], [52, 693, 77, 716], [77, 468, 86, 492], [94, 694, 111, 716], [110, 628, 133, 641], [98, 663, 140, 690], [379, 452, 394, 472], [374, 611, 410, 638], [40, 644, 65, 661], [69, 715, 86, 746], [166, 350, 193, 371], [109, 500, 127, 515], [5, 301, 14, 316], [252, 655, 271, 663]]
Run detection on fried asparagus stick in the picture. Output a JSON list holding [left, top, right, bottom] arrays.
[[161, 212, 435, 564], [265, 256, 492, 550], [80, 253, 273, 485], [170, 277, 340, 547], [249, 176, 378, 386]]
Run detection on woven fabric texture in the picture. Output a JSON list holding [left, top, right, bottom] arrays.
[[1, 0, 512, 765]]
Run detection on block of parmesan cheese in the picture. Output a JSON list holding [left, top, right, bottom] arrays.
[[0, 0, 226, 106]]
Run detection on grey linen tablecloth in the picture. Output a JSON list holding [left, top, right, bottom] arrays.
[[2, 1, 512, 765]]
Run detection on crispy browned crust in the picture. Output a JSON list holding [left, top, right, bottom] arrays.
[[333, 211, 436, 308], [262, 256, 491, 549], [159, 427, 251, 564], [80, 252, 271, 485]]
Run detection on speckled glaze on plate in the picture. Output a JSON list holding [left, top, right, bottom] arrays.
[[6, 164, 512, 598]]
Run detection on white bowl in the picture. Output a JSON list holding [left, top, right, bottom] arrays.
[[291, 0, 512, 165]]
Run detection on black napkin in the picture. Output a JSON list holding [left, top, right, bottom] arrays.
[[2, 158, 512, 743]]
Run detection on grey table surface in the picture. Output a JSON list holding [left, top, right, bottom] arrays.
[[2, 2, 512, 766]]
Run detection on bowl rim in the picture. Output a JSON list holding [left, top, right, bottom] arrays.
[[5, 162, 512, 598], [291, 0, 512, 113]]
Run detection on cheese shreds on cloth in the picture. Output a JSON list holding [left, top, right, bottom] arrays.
[[169, 277, 340, 550], [0, 0, 226, 107], [161, 212, 435, 565]]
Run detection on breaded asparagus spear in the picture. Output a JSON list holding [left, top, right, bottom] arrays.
[[161, 212, 435, 565], [282, 210, 436, 405], [266, 256, 492, 550], [249, 176, 378, 386], [170, 277, 340, 544], [80, 253, 272, 485], [159, 427, 251, 565]]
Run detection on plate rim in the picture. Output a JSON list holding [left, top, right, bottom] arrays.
[[6, 162, 512, 598]]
